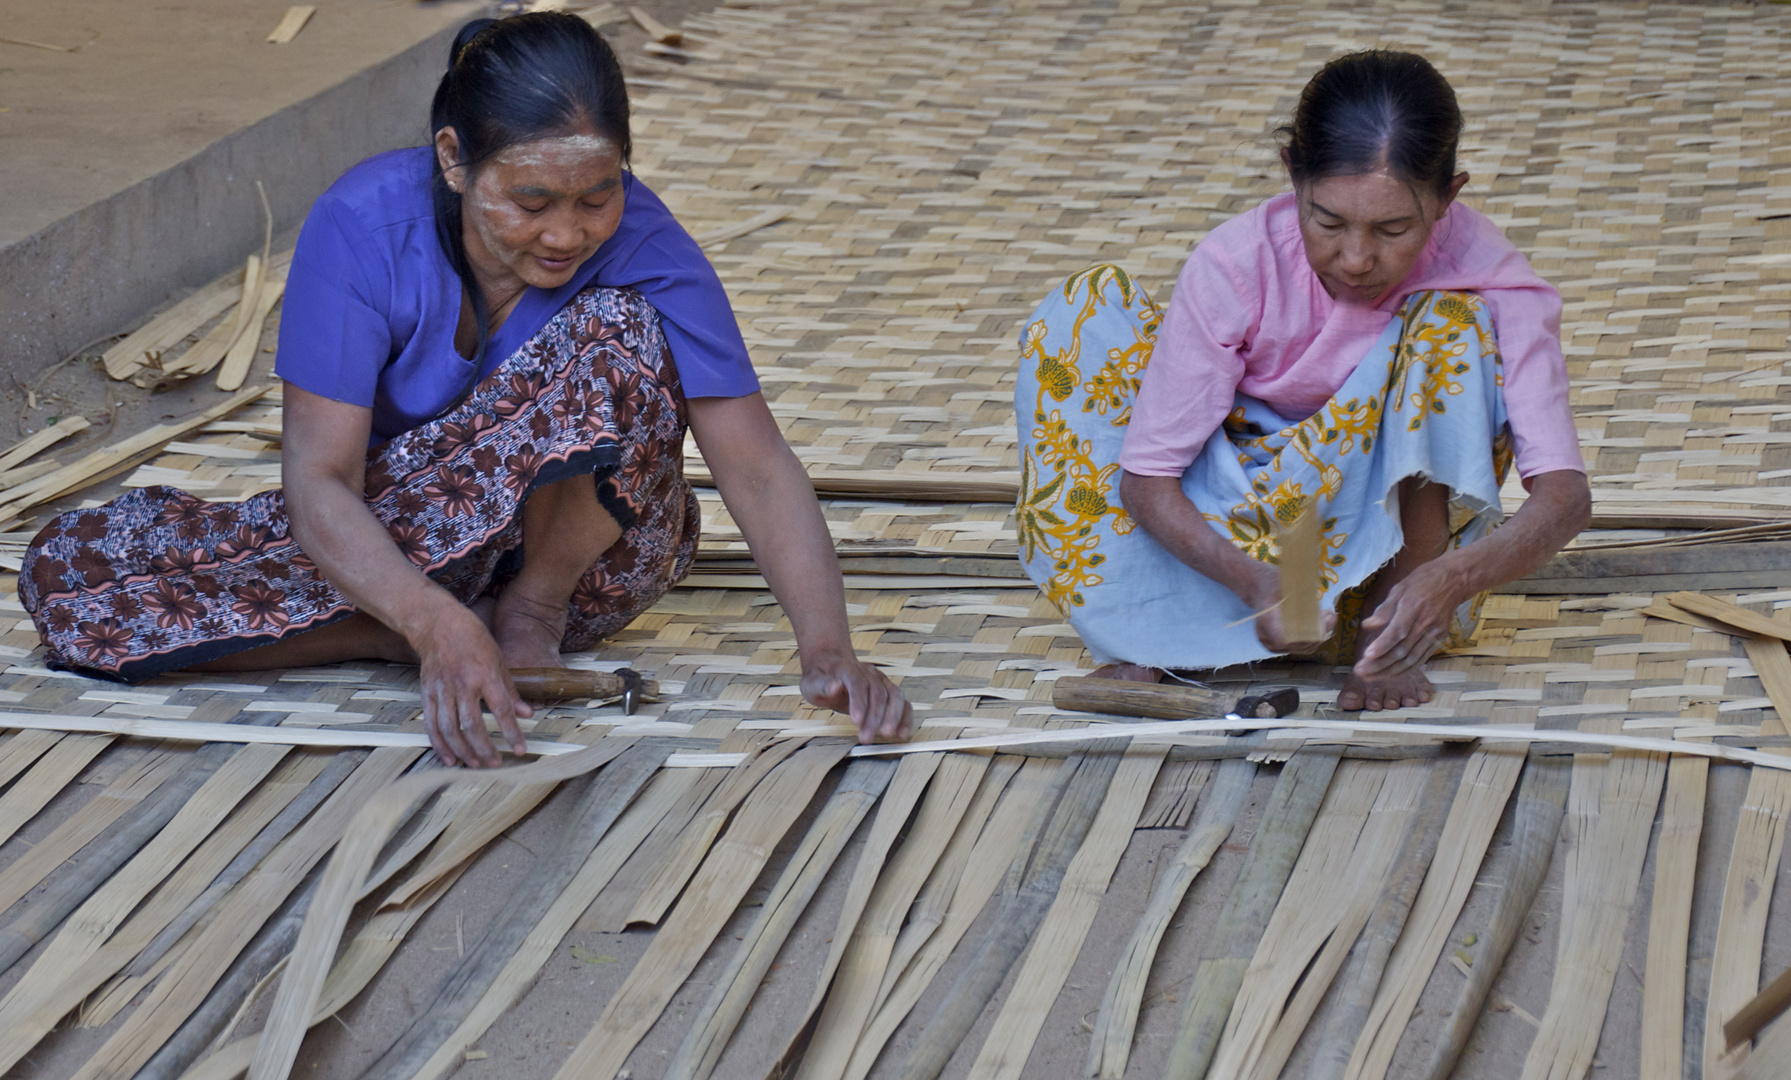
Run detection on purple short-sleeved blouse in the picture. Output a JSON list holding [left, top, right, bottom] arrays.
[[275, 147, 759, 443]]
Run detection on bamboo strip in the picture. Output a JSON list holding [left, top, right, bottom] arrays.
[[156, 255, 262, 384], [360, 744, 670, 1080], [627, 737, 806, 927], [0, 739, 256, 982], [1668, 592, 1791, 644], [1419, 755, 1570, 1080], [265, 6, 315, 44], [762, 751, 947, 1076], [0, 711, 584, 755], [547, 742, 851, 1080], [0, 751, 321, 1062], [0, 743, 290, 1067], [1522, 731, 1667, 1080], [217, 274, 288, 392], [0, 386, 270, 529], [665, 759, 896, 1080], [1702, 766, 1791, 1076], [0, 748, 179, 919], [872, 755, 1022, 1023], [1089, 748, 1255, 1079], [1640, 754, 1709, 1080], [895, 741, 1127, 1080], [0, 415, 90, 473], [375, 774, 560, 910], [1342, 746, 1527, 1080], [391, 767, 699, 1080], [102, 276, 243, 379], [797, 752, 990, 1080], [694, 207, 793, 249], [0, 733, 109, 848], [1136, 758, 1211, 830], [76, 746, 420, 1080], [967, 746, 1164, 1080], [578, 762, 731, 932], [1163, 749, 1341, 1080], [849, 717, 1791, 771], [1206, 759, 1425, 1080], [123, 751, 364, 984], [0, 456, 65, 495], [1279, 502, 1321, 644], [843, 758, 1060, 1080], [1309, 748, 1470, 1080], [174, 767, 690, 1080], [0, 729, 62, 792]]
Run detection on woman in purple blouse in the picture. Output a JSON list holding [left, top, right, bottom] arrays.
[[21, 13, 911, 764]]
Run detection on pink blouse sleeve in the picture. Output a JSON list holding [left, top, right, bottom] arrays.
[[1118, 243, 1256, 477], [1480, 284, 1586, 480]]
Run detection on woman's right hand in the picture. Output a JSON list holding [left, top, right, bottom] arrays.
[[1243, 560, 1334, 654], [414, 604, 531, 768]]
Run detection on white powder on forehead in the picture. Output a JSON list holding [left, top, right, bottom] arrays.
[[494, 133, 620, 169]]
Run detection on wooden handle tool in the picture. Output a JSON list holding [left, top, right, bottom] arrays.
[[508, 667, 659, 713], [1052, 676, 1298, 721]]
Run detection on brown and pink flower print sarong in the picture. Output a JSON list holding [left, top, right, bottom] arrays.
[[21, 286, 699, 682]]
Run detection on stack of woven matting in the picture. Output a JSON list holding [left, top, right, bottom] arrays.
[[0, 1, 1788, 1078]]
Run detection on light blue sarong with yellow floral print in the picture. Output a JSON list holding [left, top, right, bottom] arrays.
[[1016, 264, 1514, 670]]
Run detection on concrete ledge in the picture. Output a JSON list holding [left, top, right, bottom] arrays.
[[0, 19, 461, 385]]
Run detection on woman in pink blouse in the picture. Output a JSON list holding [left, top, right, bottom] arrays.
[[1016, 50, 1589, 710]]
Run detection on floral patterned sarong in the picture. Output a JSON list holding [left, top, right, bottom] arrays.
[[1016, 264, 1513, 670], [22, 286, 699, 682]]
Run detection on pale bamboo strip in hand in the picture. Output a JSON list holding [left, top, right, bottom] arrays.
[[1522, 735, 1667, 1080], [666, 759, 896, 1080], [1164, 750, 1342, 1079], [1419, 754, 1568, 1080], [797, 752, 989, 1080], [0, 733, 109, 848], [547, 742, 850, 1080], [763, 751, 946, 1076], [967, 746, 1164, 1080], [79, 746, 420, 1080], [0, 744, 290, 1071], [0, 415, 90, 474], [844, 758, 1061, 1080], [895, 742, 1126, 1080], [358, 745, 670, 1080], [1309, 748, 1470, 1080], [1343, 746, 1526, 1080], [1089, 749, 1255, 1080], [1641, 754, 1709, 1080]]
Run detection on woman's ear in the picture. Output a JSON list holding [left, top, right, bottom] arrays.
[[1437, 170, 1470, 215], [434, 127, 464, 190]]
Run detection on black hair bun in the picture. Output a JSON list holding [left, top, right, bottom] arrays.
[[449, 18, 498, 71]]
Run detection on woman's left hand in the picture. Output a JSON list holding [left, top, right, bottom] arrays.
[[802, 650, 913, 744], [1354, 558, 1464, 677]]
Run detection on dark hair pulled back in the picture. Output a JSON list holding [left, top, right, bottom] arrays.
[[1279, 49, 1462, 199], [431, 13, 631, 361]]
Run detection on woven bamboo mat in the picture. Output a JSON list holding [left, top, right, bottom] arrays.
[[0, 3, 1786, 1078]]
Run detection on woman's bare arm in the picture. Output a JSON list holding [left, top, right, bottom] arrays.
[[1355, 468, 1590, 675], [687, 393, 912, 742], [282, 385, 528, 766]]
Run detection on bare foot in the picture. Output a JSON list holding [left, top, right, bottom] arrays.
[[490, 587, 568, 670], [1090, 663, 1164, 683], [1337, 667, 1434, 712]]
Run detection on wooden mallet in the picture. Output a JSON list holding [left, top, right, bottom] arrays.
[[507, 667, 659, 714]]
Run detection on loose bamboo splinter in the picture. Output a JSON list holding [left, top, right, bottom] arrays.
[[1278, 502, 1322, 644]]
